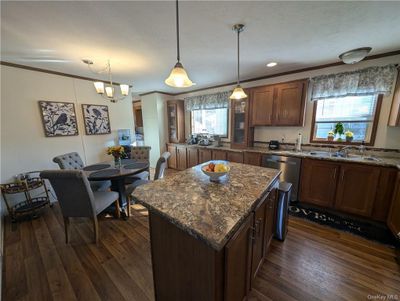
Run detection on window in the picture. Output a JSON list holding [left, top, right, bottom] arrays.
[[311, 94, 381, 144], [191, 108, 228, 137]]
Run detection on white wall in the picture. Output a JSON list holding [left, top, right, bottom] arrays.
[[180, 55, 400, 149], [1, 65, 135, 182]]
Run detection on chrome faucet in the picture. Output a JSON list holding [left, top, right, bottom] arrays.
[[337, 141, 366, 158]]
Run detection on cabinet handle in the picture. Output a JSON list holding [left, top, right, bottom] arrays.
[[341, 172, 344, 183], [333, 169, 337, 180], [250, 226, 256, 243], [255, 219, 261, 235]]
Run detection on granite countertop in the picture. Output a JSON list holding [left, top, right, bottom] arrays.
[[133, 162, 280, 251], [170, 143, 400, 169]]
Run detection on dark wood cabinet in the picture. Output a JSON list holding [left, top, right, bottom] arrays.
[[212, 150, 227, 161], [187, 147, 198, 168], [250, 86, 274, 126], [244, 152, 261, 166], [250, 196, 267, 282], [231, 97, 253, 149], [224, 214, 253, 301], [335, 163, 380, 217], [372, 168, 397, 221], [300, 158, 340, 208], [387, 172, 400, 240], [199, 148, 212, 164], [176, 145, 187, 171], [388, 73, 400, 126], [273, 81, 307, 126], [167, 100, 185, 143], [264, 190, 277, 254], [249, 79, 307, 127], [227, 151, 244, 163], [167, 144, 177, 169]]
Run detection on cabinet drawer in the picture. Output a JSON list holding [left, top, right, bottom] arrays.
[[227, 151, 244, 163]]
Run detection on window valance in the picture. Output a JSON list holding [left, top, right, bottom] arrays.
[[184, 91, 230, 111], [311, 64, 397, 101]]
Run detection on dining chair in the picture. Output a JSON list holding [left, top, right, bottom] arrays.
[[53, 152, 111, 192], [125, 151, 171, 217], [40, 170, 120, 244], [127, 146, 151, 181]]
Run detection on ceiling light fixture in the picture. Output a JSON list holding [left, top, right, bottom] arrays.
[[339, 47, 372, 64], [267, 62, 277, 67], [230, 24, 247, 100], [82, 59, 130, 103], [165, 0, 195, 88]]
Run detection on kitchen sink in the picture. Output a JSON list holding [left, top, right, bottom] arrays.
[[306, 151, 381, 162]]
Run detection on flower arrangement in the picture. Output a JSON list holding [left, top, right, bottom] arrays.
[[327, 130, 335, 141], [345, 130, 354, 142], [107, 146, 125, 158]]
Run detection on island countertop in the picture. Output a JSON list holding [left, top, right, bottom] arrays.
[[133, 162, 280, 251]]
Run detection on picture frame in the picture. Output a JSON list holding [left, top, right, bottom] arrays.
[[81, 104, 111, 135], [38, 100, 79, 137]]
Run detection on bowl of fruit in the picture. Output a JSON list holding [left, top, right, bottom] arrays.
[[201, 162, 230, 182]]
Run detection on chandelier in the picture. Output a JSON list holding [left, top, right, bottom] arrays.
[[82, 59, 130, 103]]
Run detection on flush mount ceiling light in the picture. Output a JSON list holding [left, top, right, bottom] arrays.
[[230, 24, 247, 100], [266, 62, 277, 67], [82, 59, 130, 103], [165, 0, 195, 88], [339, 47, 372, 64]]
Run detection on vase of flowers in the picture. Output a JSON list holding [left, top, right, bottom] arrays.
[[345, 130, 354, 142], [327, 131, 335, 141], [107, 146, 125, 168], [334, 122, 344, 141]]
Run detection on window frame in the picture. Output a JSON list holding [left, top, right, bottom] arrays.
[[190, 108, 229, 138], [310, 94, 383, 146]]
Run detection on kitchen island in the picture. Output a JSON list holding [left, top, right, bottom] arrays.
[[134, 162, 280, 301]]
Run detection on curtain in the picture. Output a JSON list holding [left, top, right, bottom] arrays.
[[311, 64, 397, 101], [184, 91, 230, 111]]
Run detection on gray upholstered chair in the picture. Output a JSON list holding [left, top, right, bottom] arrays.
[[53, 152, 111, 192], [127, 146, 151, 181], [125, 152, 171, 217], [40, 170, 120, 243]]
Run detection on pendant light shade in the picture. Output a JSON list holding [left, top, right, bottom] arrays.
[[165, 62, 194, 88], [165, 0, 195, 88], [230, 24, 247, 100]]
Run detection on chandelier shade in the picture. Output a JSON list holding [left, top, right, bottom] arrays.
[[230, 85, 247, 100], [94, 82, 105, 94]]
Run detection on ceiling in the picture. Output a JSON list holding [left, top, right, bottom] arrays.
[[2, 1, 400, 95]]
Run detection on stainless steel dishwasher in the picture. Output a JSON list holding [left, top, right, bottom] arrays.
[[262, 154, 301, 202]]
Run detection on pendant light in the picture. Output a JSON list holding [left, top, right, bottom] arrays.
[[230, 24, 247, 100], [165, 0, 195, 88]]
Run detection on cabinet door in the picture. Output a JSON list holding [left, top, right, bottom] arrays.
[[167, 145, 177, 169], [243, 152, 261, 166], [198, 149, 212, 164], [335, 164, 380, 217], [387, 172, 400, 240], [273, 81, 306, 126], [176, 146, 187, 171], [264, 190, 276, 254], [212, 150, 227, 161], [372, 168, 397, 221], [250, 86, 274, 126], [251, 197, 267, 282], [299, 159, 340, 207], [224, 214, 253, 301], [187, 148, 198, 168], [227, 151, 244, 163]]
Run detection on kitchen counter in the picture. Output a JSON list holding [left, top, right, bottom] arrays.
[[168, 142, 400, 169], [134, 162, 280, 251]]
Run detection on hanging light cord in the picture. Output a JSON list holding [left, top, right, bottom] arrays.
[[237, 28, 240, 85], [176, 0, 180, 62]]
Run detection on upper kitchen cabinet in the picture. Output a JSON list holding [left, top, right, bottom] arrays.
[[231, 96, 253, 148], [167, 100, 185, 143], [249, 79, 308, 127], [388, 73, 400, 126]]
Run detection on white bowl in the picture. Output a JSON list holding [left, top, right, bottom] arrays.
[[201, 164, 230, 182]]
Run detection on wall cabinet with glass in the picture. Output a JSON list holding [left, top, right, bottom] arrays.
[[231, 96, 253, 149], [167, 100, 185, 143]]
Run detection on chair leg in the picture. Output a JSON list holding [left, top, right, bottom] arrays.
[[115, 200, 121, 219], [93, 217, 99, 244], [63, 217, 70, 244], [126, 197, 131, 218]]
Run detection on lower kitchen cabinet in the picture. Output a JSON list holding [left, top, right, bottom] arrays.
[[167, 144, 177, 169], [187, 147, 198, 168], [387, 172, 400, 240], [199, 148, 212, 164], [227, 151, 244, 163], [212, 150, 227, 160], [300, 158, 340, 208], [176, 145, 187, 170], [264, 190, 277, 254], [244, 152, 261, 166]]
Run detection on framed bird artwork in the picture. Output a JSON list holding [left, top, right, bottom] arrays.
[[81, 104, 111, 135], [38, 101, 79, 137]]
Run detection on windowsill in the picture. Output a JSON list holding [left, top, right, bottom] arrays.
[[310, 139, 373, 146]]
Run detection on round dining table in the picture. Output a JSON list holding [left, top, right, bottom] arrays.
[[82, 159, 149, 218]]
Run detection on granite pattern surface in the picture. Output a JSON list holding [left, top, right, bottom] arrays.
[[133, 162, 280, 251]]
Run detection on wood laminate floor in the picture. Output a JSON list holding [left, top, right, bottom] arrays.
[[3, 203, 400, 301]]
